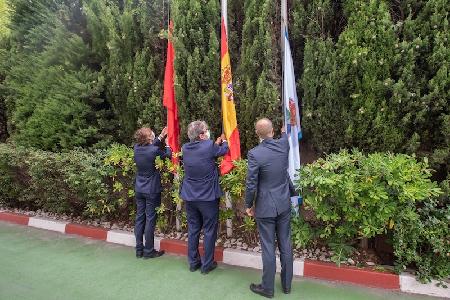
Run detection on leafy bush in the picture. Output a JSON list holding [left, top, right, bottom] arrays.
[[1, 144, 93, 213], [297, 150, 441, 244], [291, 214, 314, 249], [393, 178, 450, 283], [220, 159, 247, 204], [0, 143, 133, 220], [297, 149, 448, 281]]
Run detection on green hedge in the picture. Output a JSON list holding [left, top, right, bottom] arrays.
[[297, 149, 449, 283], [0, 143, 448, 282]]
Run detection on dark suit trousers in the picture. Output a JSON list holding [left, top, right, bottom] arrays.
[[135, 192, 161, 255], [185, 200, 219, 271], [256, 209, 293, 293]]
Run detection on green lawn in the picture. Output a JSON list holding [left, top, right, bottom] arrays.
[[0, 222, 435, 300]]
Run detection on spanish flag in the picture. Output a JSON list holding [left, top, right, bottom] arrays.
[[220, 1, 241, 175]]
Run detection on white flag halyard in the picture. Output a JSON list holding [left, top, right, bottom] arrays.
[[282, 27, 302, 207]]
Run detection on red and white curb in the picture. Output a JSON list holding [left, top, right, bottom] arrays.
[[1, 211, 448, 298]]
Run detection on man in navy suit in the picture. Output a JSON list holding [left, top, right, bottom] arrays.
[[245, 118, 297, 298], [134, 126, 171, 259], [180, 120, 228, 274]]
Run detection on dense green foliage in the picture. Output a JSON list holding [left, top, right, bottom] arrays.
[[1, 0, 167, 149], [297, 150, 449, 282], [0, 0, 9, 38], [83, 0, 168, 143], [236, 0, 281, 151], [296, 0, 449, 179], [170, 0, 221, 142], [394, 196, 450, 283], [298, 150, 441, 241]]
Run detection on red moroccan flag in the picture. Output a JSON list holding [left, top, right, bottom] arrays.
[[219, 6, 241, 175], [163, 21, 180, 165]]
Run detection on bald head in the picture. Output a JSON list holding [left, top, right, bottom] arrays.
[[255, 118, 274, 140]]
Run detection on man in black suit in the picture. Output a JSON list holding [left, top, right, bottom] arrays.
[[245, 118, 297, 298]]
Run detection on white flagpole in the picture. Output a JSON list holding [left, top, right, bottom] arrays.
[[281, 0, 287, 59], [281, 0, 287, 125]]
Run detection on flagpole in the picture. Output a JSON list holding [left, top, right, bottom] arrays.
[[167, 0, 182, 232], [281, 0, 287, 125], [281, 0, 301, 214], [281, 0, 287, 135], [281, 0, 287, 58]]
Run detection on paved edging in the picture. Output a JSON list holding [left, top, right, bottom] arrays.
[[223, 248, 305, 277], [400, 273, 449, 298], [0, 211, 448, 298], [28, 217, 67, 233]]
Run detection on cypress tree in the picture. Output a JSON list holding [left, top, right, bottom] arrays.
[[171, 0, 220, 142], [84, 0, 167, 144], [394, 0, 449, 177], [237, 0, 281, 152], [293, 0, 346, 154], [334, 0, 401, 152], [0, 0, 9, 142], [302, 38, 347, 154], [3, 0, 104, 150]]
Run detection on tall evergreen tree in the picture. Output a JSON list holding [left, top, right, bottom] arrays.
[[393, 0, 449, 178], [3, 0, 105, 150], [302, 38, 347, 153], [171, 0, 220, 142], [84, 0, 167, 144], [335, 0, 401, 152], [0, 0, 10, 142], [237, 0, 281, 152], [293, 0, 347, 154]]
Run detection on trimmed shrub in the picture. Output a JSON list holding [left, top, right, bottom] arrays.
[[297, 150, 442, 242]]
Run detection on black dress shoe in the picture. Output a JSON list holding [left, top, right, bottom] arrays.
[[282, 287, 291, 294], [249, 283, 273, 298], [189, 263, 202, 272], [201, 261, 218, 274], [143, 250, 165, 259], [136, 251, 143, 258]]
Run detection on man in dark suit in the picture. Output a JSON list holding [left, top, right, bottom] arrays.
[[245, 118, 297, 298], [180, 120, 228, 274], [134, 126, 171, 259]]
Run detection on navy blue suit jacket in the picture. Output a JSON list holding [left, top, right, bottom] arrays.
[[245, 133, 297, 218], [134, 138, 172, 194], [180, 140, 229, 201]]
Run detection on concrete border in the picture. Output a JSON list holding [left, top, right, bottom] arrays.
[[107, 230, 136, 247], [159, 239, 224, 262], [66, 223, 108, 240], [303, 260, 400, 290], [400, 273, 450, 298], [28, 217, 67, 233], [0, 212, 29, 225], [293, 259, 304, 277], [222, 248, 304, 276], [105, 231, 162, 251]]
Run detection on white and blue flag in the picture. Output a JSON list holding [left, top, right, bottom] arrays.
[[283, 27, 302, 208]]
